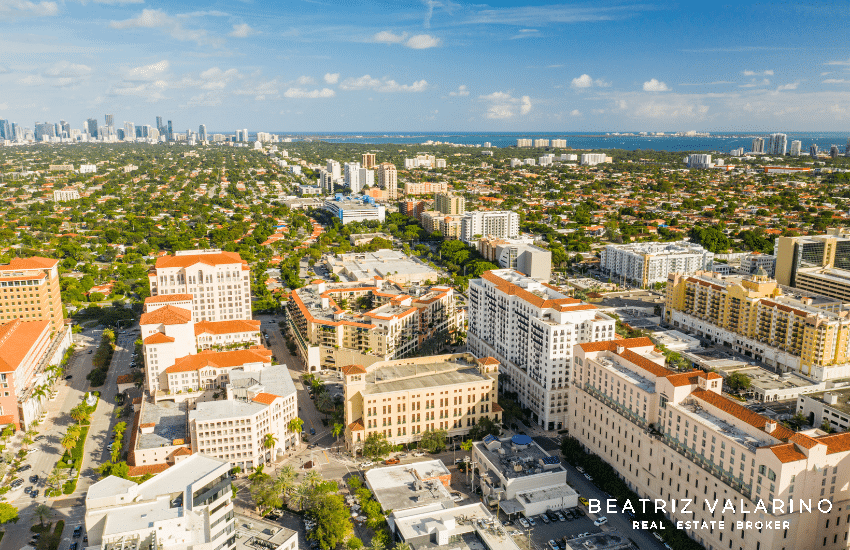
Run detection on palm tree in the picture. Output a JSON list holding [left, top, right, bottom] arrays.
[[316, 392, 333, 418], [368, 538, 385, 550], [70, 405, 90, 424], [61, 433, 78, 452], [275, 466, 297, 507], [291, 481, 311, 511], [34, 504, 52, 527], [393, 543, 411, 550], [288, 417, 304, 436], [263, 433, 278, 461], [332, 423, 343, 451], [22, 434, 33, 449], [303, 470, 322, 487]]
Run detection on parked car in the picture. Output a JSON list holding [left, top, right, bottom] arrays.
[[18, 464, 31, 472], [24, 486, 32, 494], [450, 494, 463, 502], [517, 518, 529, 528], [593, 516, 608, 527], [73, 525, 83, 538], [454, 457, 465, 465], [70, 543, 78, 550], [583, 473, 593, 481], [527, 517, 536, 526], [359, 461, 374, 468], [548, 511, 560, 522], [412, 451, 425, 457], [31, 489, 39, 498], [309, 428, 316, 436], [65, 375, 73, 380], [29, 475, 39, 483], [575, 466, 584, 473], [555, 511, 566, 522], [539, 514, 550, 524], [384, 458, 400, 465], [652, 533, 664, 542], [34, 435, 45, 441], [548, 540, 559, 550], [578, 497, 588, 506]]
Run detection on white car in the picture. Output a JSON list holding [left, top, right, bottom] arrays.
[[412, 451, 425, 457], [359, 461, 374, 468], [576, 466, 585, 473], [517, 518, 529, 528], [25, 448, 39, 455], [450, 494, 463, 502], [593, 516, 608, 527]]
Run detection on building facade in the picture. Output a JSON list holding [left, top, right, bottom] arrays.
[[467, 269, 616, 430], [600, 241, 714, 288], [322, 196, 386, 224], [0, 256, 64, 333], [775, 229, 850, 287], [377, 163, 398, 200], [404, 181, 448, 195], [435, 193, 466, 215], [460, 211, 520, 243]]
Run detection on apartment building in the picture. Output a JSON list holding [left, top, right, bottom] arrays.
[[600, 241, 714, 287], [148, 249, 252, 322], [342, 353, 501, 454], [460, 211, 520, 243], [775, 228, 850, 287], [0, 256, 64, 332], [665, 270, 850, 380], [85, 454, 237, 550], [435, 192, 466, 215], [0, 318, 72, 430], [52, 188, 80, 202], [571, 337, 850, 550], [377, 162, 398, 200], [287, 279, 462, 372], [362, 153, 376, 169], [467, 269, 615, 430], [440, 215, 464, 240], [404, 181, 448, 195]]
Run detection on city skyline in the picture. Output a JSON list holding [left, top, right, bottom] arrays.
[[1, 1, 850, 131]]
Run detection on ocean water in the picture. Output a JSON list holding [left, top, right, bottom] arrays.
[[277, 131, 850, 153]]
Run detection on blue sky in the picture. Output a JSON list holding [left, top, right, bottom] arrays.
[[1, 0, 849, 132]]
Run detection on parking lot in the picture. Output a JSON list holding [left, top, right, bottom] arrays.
[[509, 510, 601, 550]]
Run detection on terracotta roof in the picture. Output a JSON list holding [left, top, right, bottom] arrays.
[[144, 294, 194, 304], [478, 357, 499, 366], [172, 447, 192, 456], [578, 337, 654, 353], [492, 403, 503, 413], [789, 433, 820, 449], [620, 348, 671, 378], [666, 370, 721, 387], [1, 256, 59, 270], [165, 347, 272, 374], [116, 374, 134, 384], [144, 333, 176, 345], [252, 392, 279, 405], [817, 433, 850, 455], [769, 443, 808, 463], [127, 463, 170, 477], [342, 364, 367, 375], [140, 305, 192, 326], [481, 270, 583, 309], [691, 389, 795, 441], [194, 319, 261, 336], [155, 250, 247, 269], [0, 319, 50, 373], [0, 414, 15, 426], [348, 418, 365, 431]]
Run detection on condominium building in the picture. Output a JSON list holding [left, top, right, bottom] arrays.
[[435, 192, 465, 215], [516, 139, 532, 147], [790, 140, 802, 156], [0, 319, 72, 430], [769, 132, 788, 155], [532, 139, 549, 148], [149, 249, 251, 322], [460, 211, 520, 243], [580, 154, 611, 166], [665, 270, 850, 380], [85, 454, 237, 550], [0, 256, 64, 332], [322, 196, 386, 224], [342, 353, 501, 453], [362, 153, 376, 169], [551, 139, 567, 148], [571, 337, 850, 550], [404, 155, 441, 169], [404, 181, 448, 195], [752, 137, 765, 153], [53, 188, 80, 202], [440, 215, 464, 240], [287, 279, 462, 371], [467, 269, 616, 430], [600, 241, 714, 288], [775, 229, 850, 287], [377, 162, 398, 200], [344, 162, 361, 192], [687, 154, 712, 168]]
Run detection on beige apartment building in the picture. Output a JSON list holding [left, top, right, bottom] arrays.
[[362, 153, 376, 169], [287, 279, 462, 372], [404, 181, 448, 196], [571, 337, 850, 550], [377, 163, 398, 200], [666, 270, 850, 380], [0, 256, 64, 332], [435, 192, 465, 215], [148, 249, 252, 322], [342, 353, 501, 454]]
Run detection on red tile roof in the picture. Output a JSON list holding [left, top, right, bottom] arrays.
[[165, 347, 272, 373], [252, 392, 279, 405], [127, 463, 170, 477], [348, 418, 365, 431], [0, 319, 50, 373], [144, 294, 194, 304], [691, 389, 795, 441], [155, 250, 248, 269], [342, 364, 367, 375], [144, 333, 176, 345], [194, 319, 261, 336], [769, 443, 807, 463], [817, 433, 850, 455], [482, 270, 583, 309], [140, 305, 192, 326], [1, 257, 59, 271], [578, 337, 654, 353], [478, 357, 499, 366], [116, 374, 134, 384]]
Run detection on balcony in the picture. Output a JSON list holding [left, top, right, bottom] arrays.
[[662, 435, 752, 499]]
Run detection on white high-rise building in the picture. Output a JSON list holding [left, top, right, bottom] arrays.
[[550, 139, 567, 148], [123, 122, 135, 141], [768, 132, 787, 155], [344, 161, 361, 192], [199, 124, 207, 141], [467, 269, 616, 430], [580, 153, 610, 166], [846, 137, 850, 157], [600, 241, 713, 288], [148, 249, 252, 322], [516, 138, 532, 147], [326, 159, 342, 183], [319, 169, 334, 193], [752, 137, 765, 153], [810, 144, 819, 157], [789, 140, 802, 156], [358, 167, 375, 189], [687, 154, 712, 168], [532, 139, 549, 147], [460, 211, 519, 243]]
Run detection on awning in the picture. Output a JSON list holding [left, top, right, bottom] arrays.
[[499, 498, 524, 515]]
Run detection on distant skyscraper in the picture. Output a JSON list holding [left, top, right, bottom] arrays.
[[831, 145, 839, 159], [156, 116, 164, 134], [34, 122, 54, 142], [11, 123, 20, 141], [167, 120, 173, 141], [0, 119, 9, 140], [810, 144, 819, 158], [789, 140, 802, 156], [768, 133, 787, 155], [846, 138, 850, 157], [105, 113, 114, 129], [124, 122, 135, 140], [87, 118, 99, 138], [116, 128, 125, 140], [751, 137, 764, 153], [199, 124, 207, 141], [362, 153, 376, 169]]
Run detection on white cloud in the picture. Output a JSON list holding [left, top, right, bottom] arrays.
[[229, 23, 254, 38], [740, 78, 770, 88], [294, 75, 314, 85], [777, 81, 800, 91], [339, 75, 427, 92], [284, 87, 335, 98], [742, 69, 774, 76], [479, 91, 532, 119], [449, 85, 469, 97], [373, 30, 406, 44], [570, 109, 582, 116], [642, 79, 670, 92], [110, 9, 220, 47], [0, 103, 7, 110], [17, 74, 46, 86], [199, 67, 240, 90], [406, 34, 441, 49], [124, 60, 170, 82], [825, 58, 850, 66], [108, 79, 169, 101], [88, 0, 143, 4], [571, 74, 611, 89], [186, 91, 224, 107], [324, 73, 339, 84], [44, 61, 91, 78], [0, 0, 58, 17], [824, 78, 850, 84]]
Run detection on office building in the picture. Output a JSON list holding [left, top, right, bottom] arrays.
[[404, 181, 448, 195], [167, 120, 173, 141], [156, 115, 164, 135], [323, 249, 441, 285], [752, 137, 765, 153], [516, 139, 532, 147], [580, 153, 611, 166], [199, 124, 207, 141], [322, 196, 386, 224], [600, 241, 714, 287], [551, 139, 567, 148], [377, 162, 398, 200], [288, 279, 460, 371], [739, 252, 777, 278], [362, 153, 376, 169], [435, 193, 465, 215], [474, 435, 577, 516], [811, 144, 819, 158], [790, 140, 802, 156], [467, 269, 616, 430], [571, 336, 850, 550], [123, 122, 135, 141], [665, 270, 850, 380], [460, 211, 519, 243], [768, 133, 788, 155], [85, 454, 237, 550], [342, 353, 501, 453], [775, 229, 850, 286], [0, 119, 10, 140], [392, 502, 525, 550], [34, 122, 54, 142], [364, 459, 454, 512], [0, 257, 64, 333], [148, 249, 252, 322], [104, 113, 114, 131], [53, 188, 80, 202], [496, 243, 551, 280]]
